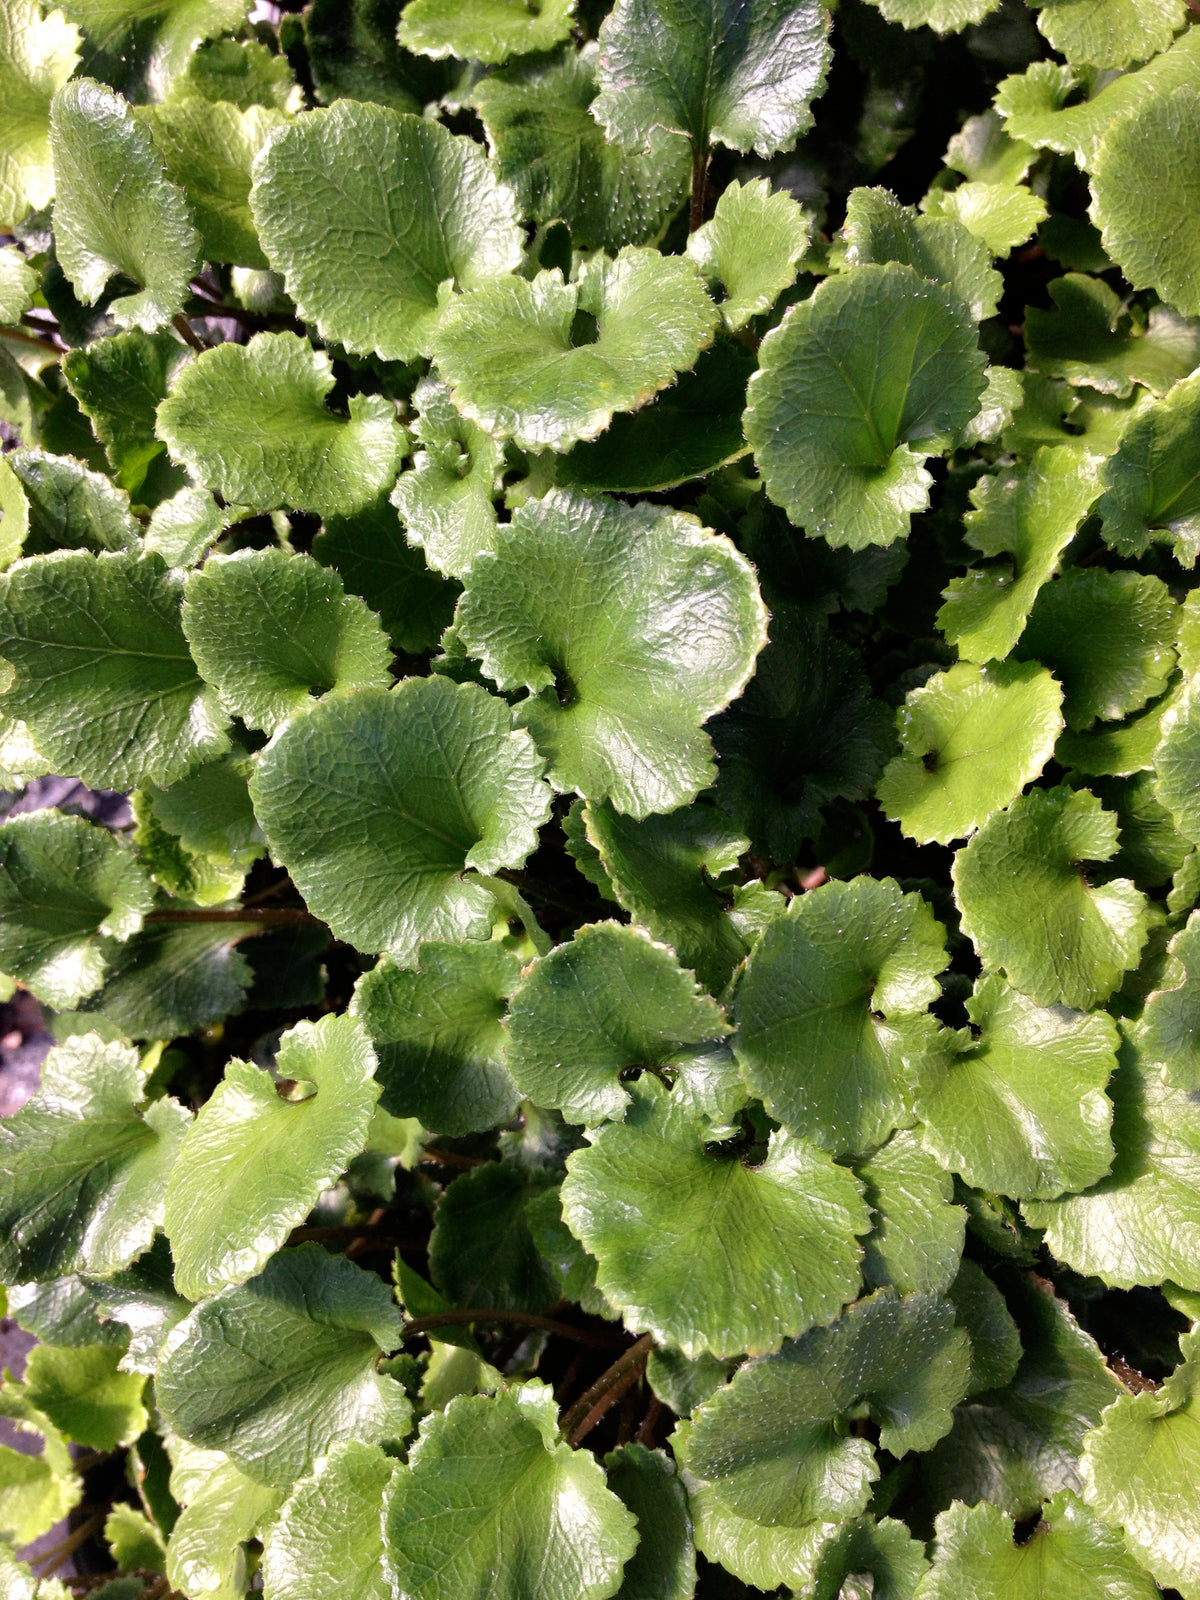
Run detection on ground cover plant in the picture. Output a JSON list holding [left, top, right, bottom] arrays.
[[3, 0, 1200, 1594]]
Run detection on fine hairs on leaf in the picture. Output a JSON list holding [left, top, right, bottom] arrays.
[[2, 2, 1199, 1597]]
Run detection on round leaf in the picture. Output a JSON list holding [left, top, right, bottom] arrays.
[[560, 1079, 870, 1358], [0, 0, 80, 229], [249, 677, 552, 961], [389, 377, 502, 579], [1100, 370, 1200, 559], [1141, 909, 1200, 1090], [745, 263, 987, 548], [262, 1441, 392, 1600], [454, 489, 767, 817], [841, 184, 1001, 322], [953, 784, 1150, 1009], [688, 178, 811, 331], [250, 103, 523, 362], [856, 1128, 966, 1298], [396, 0, 576, 63]]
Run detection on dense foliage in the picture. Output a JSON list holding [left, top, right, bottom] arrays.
[[2, 0, 1200, 1595]]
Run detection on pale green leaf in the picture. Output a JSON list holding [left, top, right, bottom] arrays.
[[83, 1234, 191, 1373], [262, 1440, 392, 1600], [0, 0, 80, 229], [351, 941, 522, 1136], [167, 1443, 283, 1600], [745, 263, 987, 548], [1100, 368, 1200, 560], [1025, 273, 1200, 398], [1037, 0, 1186, 67], [560, 1078, 870, 1358], [0, 455, 29, 572], [250, 103, 523, 362], [383, 1385, 638, 1600], [506, 921, 732, 1126], [1056, 684, 1179, 778], [605, 1445, 695, 1600], [6, 1274, 125, 1350], [163, 1015, 379, 1299], [397, 0, 575, 64], [938, 448, 1104, 664], [841, 184, 1001, 321], [0, 1388, 80, 1548], [688, 178, 810, 331], [914, 1492, 1160, 1600], [734, 876, 947, 1156], [50, 78, 199, 332], [182, 548, 392, 735], [1155, 682, 1200, 843], [1141, 909, 1200, 1090], [171, 35, 302, 111], [1081, 1325, 1200, 1598], [473, 43, 689, 254], [0, 549, 229, 790], [105, 1504, 167, 1575], [953, 783, 1150, 1008], [431, 251, 718, 453], [0, 811, 153, 1008], [860, 0, 1000, 32], [249, 677, 552, 961], [922, 180, 1047, 256], [0, 245, 37, 324], [156, 1244, 411, 1490], [1014, 568, 1176, 731], [389, 377, 501, 578], [155, 332, 406, 517], [911, 973, 1119, 1199], [58, 0, 249, 100], [857, 1128, 966, 1297], [22, 1342, 147, 1450], [876, 662, 1063, 846], [6, 448, 140, 559], [0, 1033, 189, 1282], [62, 327, 191, 500], [145, 752, 262, 869], [454, 489, 766, 818], [593, 0, 832, 158]]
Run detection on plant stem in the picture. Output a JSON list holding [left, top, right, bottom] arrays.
[[31, 1510, 107, 1574], [560, 1331, 654, 1444], [4, 325, 60, 353], [420, 1146, 485, 1170], [171, 314, 208, 354], [399, 1309, 627, 1351], [689, 141, 710, 233], [145, 907, 322, 925]]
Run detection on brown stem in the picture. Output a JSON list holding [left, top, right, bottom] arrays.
[[3, 324, 60, 353], [420, 1146, 485, 1170], [145, 907, 322, 925], [172, 314, 208, 354], [287, 1222, 409, 1246], [635, 1396, 664, 1447], [562, 1333, 654, 1445], [71, 1449, 117, 1475], [689, 141, 710, 233], [399, 1309, 627, 1351], [31, 1510, 107, 1574]]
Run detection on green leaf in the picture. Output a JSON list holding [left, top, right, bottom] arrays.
[[0, 1387, 80, 1548], [711, 599, 896, 860], [1057, 685, 1179, 778], [384, 1385, 638, 1600], [431, 251, 717, 453], [1141, 909, 1200, 1089], [313, 493, 459, 654], [734, 876, 947, 1156], [811, 1517, 929, 1600], [304, 0, 451, 111], [915, 1492, 1160, 1600], [938, 448, 1104, 664], [506, 921, 732, 1126], [953, 783, 1150, 1008], [7, 447, 141, 555], [0, 1033, 189, 1282], [49, 79, 199, 332], [1025, 1036, 1200, 1291], [352, 941, 521, 1135], [1091, 87, 1200, 319], [1014, 569, 1176, 731], [856, 1128, 966, 1297], [0, 549, 229, 790], [166, 1442, 283, 1600], [0, 0, 80, 229], [688, 178, 810, 330], [251, 103, 523, 363], [1100, 369, 1200, 561], [542, 340, 756, 496], [145, 753, 262, 872], [77, 919, 254, 1039], [389, 377, 502, 578], [171, 36, 302, 111], [1154, 682, 1200, 843], [472, 43, 689, 254], [22, 1342, 147, 1450], [685, 1291, 969, 1531], [1038, 0, 1187, 65], [578, 799, 760, 996], [182, 549, 392, 735], [745, 263, 987, 548], [163, 1015, 380, 1300], [137, 99, 284, 270], [922, 180, 1048, 257], [105, 1504, 167, 1575], [397, 0, 575, 63], [604, 1445, 695, 1600], [428, 1161, 559, 1312], [62, 328, 190, 499], [841, 184, 1001, 322], [455, 490, 766, 818], [155, 332, 406, 517], [876, 661, 1064, 846], [948, 1258, 1023, 1396], [58, 0, 249, 100], [0, 245, 38, 323], [1024, 273, 1200, 398], [911, 973, 1119, 1200], [859, 0, 1001, 32], [7, 1273, 126, 1350], [156, 1244, 411, 1490], [0, 811, 153, 1008], [261, 1440, 392, 1600], [83, 1234, 191, 1373], [561, 1078, 869, 1358], [144, 486, 228, 566], [250, 677, 551, 960], [593, 0, 832, 158], [917, 1270, 1121, 1518]]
